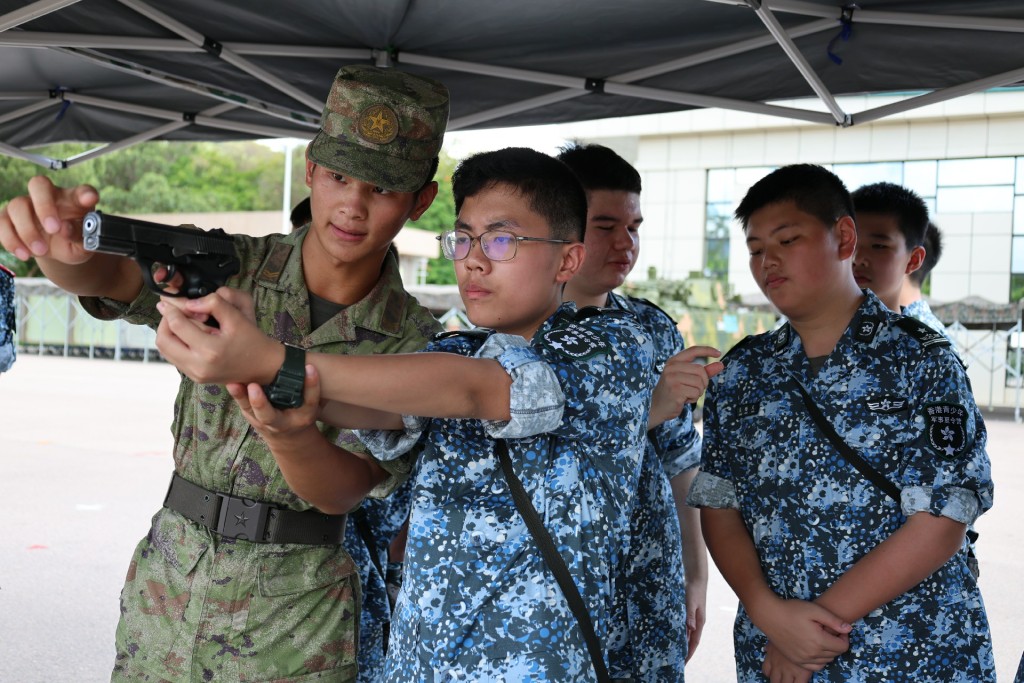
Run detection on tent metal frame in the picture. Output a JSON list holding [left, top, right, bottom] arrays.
[[1, 0, 1024, 167]]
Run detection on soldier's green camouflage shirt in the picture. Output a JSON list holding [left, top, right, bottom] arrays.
[[81, 228, 441, 683]]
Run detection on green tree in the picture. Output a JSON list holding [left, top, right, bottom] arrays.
[[415, 152, 458, 285]]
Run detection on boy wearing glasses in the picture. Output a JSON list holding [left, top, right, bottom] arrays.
[[154, 147, 711, 681]]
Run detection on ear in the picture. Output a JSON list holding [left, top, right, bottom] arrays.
[[554, 242, 587, 284], [835, 215, 857, 260], [905, 245, 926, 275], [305, 158, 316, 188], [408, 181, 439, 221]]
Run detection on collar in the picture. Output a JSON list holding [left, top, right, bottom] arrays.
[[255, 234, 412, 345]]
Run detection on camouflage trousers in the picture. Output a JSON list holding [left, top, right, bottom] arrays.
[[111, 508, 360, 682]]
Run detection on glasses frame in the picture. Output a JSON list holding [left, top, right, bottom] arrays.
[[436, 228, 572, 262]]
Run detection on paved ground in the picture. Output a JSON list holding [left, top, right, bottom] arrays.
[[1, 354, 1022, 682]]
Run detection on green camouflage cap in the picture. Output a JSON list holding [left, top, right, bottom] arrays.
[[308, 65, 450, 193]]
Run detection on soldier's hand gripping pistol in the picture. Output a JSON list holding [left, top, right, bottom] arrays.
[[82, 211, 240, 322]]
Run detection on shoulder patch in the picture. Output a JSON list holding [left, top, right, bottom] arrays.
[[626, 296, 678, 325], [924, 403, 968, 460], [896, 316, 951, 351], [433, 328, 492, 342], [257, 242, 293, 285], [540, 322, 611, 360]]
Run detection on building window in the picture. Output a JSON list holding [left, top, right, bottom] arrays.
[[705, 156, 1024, 302]]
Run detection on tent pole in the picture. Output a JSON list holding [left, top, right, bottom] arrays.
[[0, 0, 82, 33], [115, 0, 322, 112], [750, 2, 850, 125]]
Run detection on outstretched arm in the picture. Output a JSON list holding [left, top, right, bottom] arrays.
[[157, 289, 513, 421], [0, 177, 142, 302]]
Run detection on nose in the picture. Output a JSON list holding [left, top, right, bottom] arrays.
[[613, 225, 637, 250], [336, 183, 369, 220], [461, 234, 489, 271]]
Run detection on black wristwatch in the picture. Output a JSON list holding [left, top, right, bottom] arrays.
[[263, 344, 306, 409]]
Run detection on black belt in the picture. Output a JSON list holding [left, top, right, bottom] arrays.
[[163, 473, 347, 545]]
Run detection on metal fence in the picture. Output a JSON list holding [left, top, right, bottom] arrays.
[[13, 278, 162, 362]]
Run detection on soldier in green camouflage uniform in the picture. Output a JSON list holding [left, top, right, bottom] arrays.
[[0, 65, 449, 682]]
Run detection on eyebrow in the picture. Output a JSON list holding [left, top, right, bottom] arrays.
[[453, 218, 525, 232], [590, 213, 643, 224], [746, 223, 795, 243]]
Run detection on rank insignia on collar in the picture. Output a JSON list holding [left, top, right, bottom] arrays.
[[866, 396, 907, 414], [541, 323, 610, 360], [925, 403, 968, 460], [854, 316, 882, 343], [773, 325, 790, 354]]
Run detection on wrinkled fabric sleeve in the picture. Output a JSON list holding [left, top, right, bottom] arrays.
[[476, 333, 565, 439], [899, 351, 993, 525]]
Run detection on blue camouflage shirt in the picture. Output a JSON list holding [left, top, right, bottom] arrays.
[[0, 264, 15, 373], [605, 292, 701, 681], [358, 302, 654, 682], [689, 291, 995, 682], [903, 298, 960, 356]]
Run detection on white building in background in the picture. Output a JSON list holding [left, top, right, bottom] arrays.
[[444, 90, 1024, 411]]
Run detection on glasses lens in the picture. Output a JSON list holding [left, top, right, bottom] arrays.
[[481, 231, 516, 261], [441, 231, 471, 260]]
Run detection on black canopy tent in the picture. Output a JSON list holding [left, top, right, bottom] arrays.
[[1, 0, 1023, 169]]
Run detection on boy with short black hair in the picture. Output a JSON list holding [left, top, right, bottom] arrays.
[[155, 147, 677, 681], [558, 141, 718, 680], [851, 181, 929, 311], [689, 163, 994, 682]]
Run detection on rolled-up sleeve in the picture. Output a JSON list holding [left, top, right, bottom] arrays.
[[476, 333, 565, 439]]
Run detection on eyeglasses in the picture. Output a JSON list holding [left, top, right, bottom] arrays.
[[437, 228, 571, 262]]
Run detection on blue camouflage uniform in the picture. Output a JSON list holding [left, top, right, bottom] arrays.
[[0, 264, 15, 373], [358, 302, 655, 682], [605, 292, 701, 681], [688, 291, 995, 682], [346, 475, 414, 683], [903, 298, 958, 352]]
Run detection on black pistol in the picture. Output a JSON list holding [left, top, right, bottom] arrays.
[[82, 211, 240, 299]]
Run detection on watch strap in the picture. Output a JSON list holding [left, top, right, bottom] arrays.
[[264, 344, 306, 409]]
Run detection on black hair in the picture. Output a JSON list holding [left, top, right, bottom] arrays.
[[734, 164, 854, 232], [289, 196, 312, 229], [556, 141, 641, 194], [851, 181, 929, 250], [909, 221, 943, 286], [452, 147, 587, 242], [419, 156, 441, 192]]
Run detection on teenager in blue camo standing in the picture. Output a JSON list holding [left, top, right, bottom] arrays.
[[688, 164, 994, 682], [154, 148, 718, 681], [558, 143, 721, 681]]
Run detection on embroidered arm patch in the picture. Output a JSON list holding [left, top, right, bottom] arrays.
[[540, 322, 611, 360], [925, 402, 968, 460]]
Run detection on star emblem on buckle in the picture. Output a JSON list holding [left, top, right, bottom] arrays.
[[234, 512, 250, 527]]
